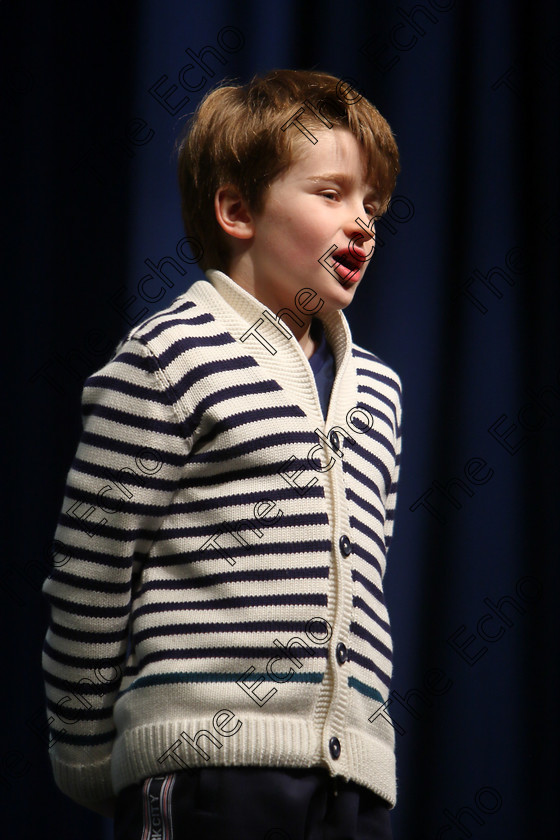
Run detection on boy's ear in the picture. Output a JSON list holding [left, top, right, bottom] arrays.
[[214, 185, 255, 240]]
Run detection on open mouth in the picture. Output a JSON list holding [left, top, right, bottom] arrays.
[[333, 250, 361, 284], [336, 253, 357, 271]]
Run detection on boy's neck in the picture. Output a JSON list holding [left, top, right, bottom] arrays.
[[225, 263, 318, 358], [300, 325, 318, 359]]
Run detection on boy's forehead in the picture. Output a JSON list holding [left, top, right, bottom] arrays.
[[288, 127, 371, 183]]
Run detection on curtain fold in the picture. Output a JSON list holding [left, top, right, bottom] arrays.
[[5, 1, 558, 837]]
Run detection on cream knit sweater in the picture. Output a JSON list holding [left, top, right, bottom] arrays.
[[42, 269, 403, 809]]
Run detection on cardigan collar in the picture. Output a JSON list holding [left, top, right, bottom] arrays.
[[187, 269, 358, 428], [205, 269, 352, 369]]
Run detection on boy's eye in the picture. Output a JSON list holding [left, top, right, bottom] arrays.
[[321, 191, 380, 217]]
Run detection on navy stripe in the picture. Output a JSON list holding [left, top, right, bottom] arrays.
[[131, 592, 328, 621], [81, 406, 183, 438], [352, 570, 385, 606], [49, 728, 116, 746], [46, 699, 114, 721], [67, 457, 180, 491], [345, 486, 384, 524], [353, 596, 391, 635], [47, 569, 129, 594], [352, 347, 384, 364], [200, 405, 307, 443], [183, 379, 285, 438], [44, 594, 130, 619], [136, 565, 330, 595], [84, 373, 169, 403], [189, 430, 316, 463], [169, 542, 332, 566], [355, 364, 402, 398], [50, 621, 128, 644], [167, 484, 325, 514], [57, 512, 161, 543], [133, 619, 330, 643], [156, 330, 238, 368], [357, 385, 399, 429], [344, 456, 391, 499], [350, 516, 386, 560], [133, 300, 200, 336], [150, 513, 329, 542], [352, 543, 384, 579], [174, 355, 260, 396], [44, 670, 122, 695], [167, 460, 327, 489], [44, 541, 132, 569], [63, 484, 180, 518], [350, 620, 392, 662], [349, 649, 392, 690], [136, 645, 328, 670], [134, 304, 208, 342]]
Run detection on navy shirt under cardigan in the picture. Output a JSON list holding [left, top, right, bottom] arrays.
[[309, 317, 336, 419]]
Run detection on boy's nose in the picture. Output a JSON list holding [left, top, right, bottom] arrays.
[[345, 212, 375, 241], [344, 217, 376, 263]]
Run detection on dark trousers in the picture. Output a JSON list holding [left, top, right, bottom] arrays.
[[113, 766, 393, 840]]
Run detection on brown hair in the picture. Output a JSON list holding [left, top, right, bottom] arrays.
[[176, 69, 400, 272]]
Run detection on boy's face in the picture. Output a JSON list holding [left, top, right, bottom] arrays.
[[245, 127, 379, 320]]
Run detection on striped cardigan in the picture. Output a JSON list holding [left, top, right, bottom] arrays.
[[42, 269, 403, 810]]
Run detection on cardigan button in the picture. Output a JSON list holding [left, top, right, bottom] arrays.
[[329, 736, 341, 759], [339, 535, 352, 557], [330, 430, 341, 452], [336, 642, 348, 665]]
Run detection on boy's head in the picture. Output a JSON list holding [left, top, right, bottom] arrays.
[[176, 69, 400, 279]]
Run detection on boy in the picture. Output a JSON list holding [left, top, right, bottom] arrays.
[[42, 69, 402, 839]]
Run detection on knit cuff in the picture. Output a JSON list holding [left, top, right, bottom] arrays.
[[49, 753, 114, 810]]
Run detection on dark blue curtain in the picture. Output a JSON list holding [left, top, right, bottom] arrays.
[[4, 1, 559, 838]]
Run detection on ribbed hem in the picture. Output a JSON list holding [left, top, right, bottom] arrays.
[[110, 717, 396, 807], [344, 727, 397, 807]]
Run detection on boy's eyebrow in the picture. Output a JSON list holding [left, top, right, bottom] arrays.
[[306, 172, 379, 199]]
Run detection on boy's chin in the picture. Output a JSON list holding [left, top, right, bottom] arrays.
[[321, 286, 360, 314], [331, 275, 361, 300]]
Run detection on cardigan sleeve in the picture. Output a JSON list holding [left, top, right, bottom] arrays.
[[383, 374, 403, 557], [41, 336, 192, 811]]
